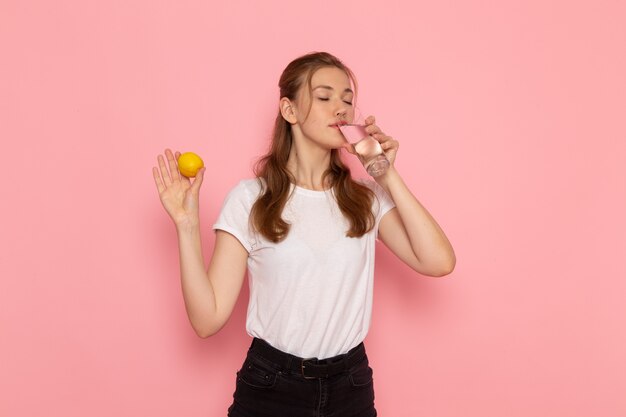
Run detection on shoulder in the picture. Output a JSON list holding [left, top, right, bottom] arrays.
[[354, 178, 395, 216], [217, 178, 263, 214], [227, 178, 263, 200]]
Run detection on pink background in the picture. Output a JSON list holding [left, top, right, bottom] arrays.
[[1, 0, 625, 416]]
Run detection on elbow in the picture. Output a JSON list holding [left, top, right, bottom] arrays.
[[432, 247, 457, 277], [409, 244, 456, 277], [416, 255, 456, 277], [192, 320, 223, 339], [188, 308, 228, 338], [195, 328, 214, 339], [433, 255, 456, 277], [194, 326, 219, 339], [431, 264, 455, 277]]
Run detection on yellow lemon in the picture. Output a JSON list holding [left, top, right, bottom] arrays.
[[177, 152, 204, 178]]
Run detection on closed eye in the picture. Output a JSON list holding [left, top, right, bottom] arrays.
[[317, 97, 353, 105]]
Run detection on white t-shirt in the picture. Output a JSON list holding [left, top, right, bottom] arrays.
[[213, 178, 395, 359]]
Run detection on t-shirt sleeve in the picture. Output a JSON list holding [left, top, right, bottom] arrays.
[[369, 180, 395, 224], [212, 180, 258, 252], [357, 179, 395, 238]]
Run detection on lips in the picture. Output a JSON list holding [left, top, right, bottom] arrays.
[[330, 121, 348, 128]]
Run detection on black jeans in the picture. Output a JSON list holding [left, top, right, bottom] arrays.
[[227, 338, 377, 417]]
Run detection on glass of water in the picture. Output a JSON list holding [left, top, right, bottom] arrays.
[[339, 124, 390, 177]]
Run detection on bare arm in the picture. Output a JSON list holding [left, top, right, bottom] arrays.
[[377, 167, 455, 277], [153, 149, 248, 337], [361, 117, 456, 277], [176, 225, 248, 337]]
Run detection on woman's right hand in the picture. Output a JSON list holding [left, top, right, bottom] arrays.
[[152, 148, 205, 229]]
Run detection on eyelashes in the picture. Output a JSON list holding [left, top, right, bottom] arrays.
[[318, 98, 353, 105]]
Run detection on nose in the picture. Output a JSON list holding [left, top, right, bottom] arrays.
[[335, 104, 348, 120]]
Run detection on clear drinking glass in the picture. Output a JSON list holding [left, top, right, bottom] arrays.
[[339, 124, 390, 177]]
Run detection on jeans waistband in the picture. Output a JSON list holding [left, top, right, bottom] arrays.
[[248, 338, 366, 379]]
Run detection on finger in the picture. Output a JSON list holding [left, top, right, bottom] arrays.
[[377, 135, 394, 144], [373, 133, 390, 143], [365, 115, 376, 125], [174, 151, 191, 186], [381, 139, 399, 151], [341, 142, 357, 154], [157, 154, 172, 185], [152, 166, 166, 193], [165, 149, 181, 181], [191, 167, 205, 193], [366, 124, 383, 136]]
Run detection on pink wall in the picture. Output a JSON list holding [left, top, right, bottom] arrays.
[[1, 0, 625, 416]]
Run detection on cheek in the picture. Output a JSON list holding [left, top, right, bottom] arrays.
[[302, 108, 323, 126]]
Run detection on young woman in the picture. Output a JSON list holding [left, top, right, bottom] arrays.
[[153, 52, 455, 417]]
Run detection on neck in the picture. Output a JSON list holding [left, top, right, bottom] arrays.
[[286, 136, 332, 191]]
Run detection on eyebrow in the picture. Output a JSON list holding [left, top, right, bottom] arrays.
[[313, 85, 354, 94]]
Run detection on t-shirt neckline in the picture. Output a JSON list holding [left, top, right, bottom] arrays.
[[291, 184, 334, 198]]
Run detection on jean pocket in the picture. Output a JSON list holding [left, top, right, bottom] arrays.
[[237, 357, 278, 389], [348, 360, 374, 387]]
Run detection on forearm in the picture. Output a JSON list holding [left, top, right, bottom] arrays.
[[377, 167, 456, 274], [176, 222, 218, 337]]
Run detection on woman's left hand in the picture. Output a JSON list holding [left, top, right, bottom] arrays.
[[364, 115, 399, 167]]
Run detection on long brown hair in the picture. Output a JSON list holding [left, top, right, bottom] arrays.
[[251, 52, 375, 243]]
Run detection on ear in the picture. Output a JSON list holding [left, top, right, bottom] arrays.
[[280, 97, 297, 124]]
